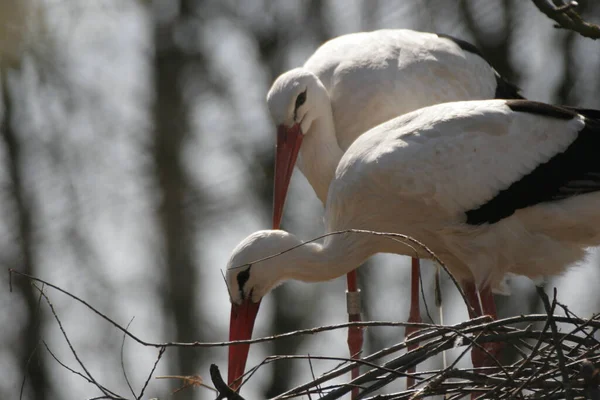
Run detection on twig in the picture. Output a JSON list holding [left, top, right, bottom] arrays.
[[155, 375, 217, 394], [246, 353, 415, 386], [42, 341, 123, 399], [407, 333, 474, 400], [137, 346, 165, 400], [537, 286, 573, 400], [531, 0, 600, 39], [210, 364, 246, 400], [11, 271, 600, 353], [419, 262, 434, 324], [33, 284, 121, 399], [7, 268, 466, 348], [226, 229, 475, 315], [274, 317, 494, 399], [19, 283, 45, 400], [306, 354, 317, 400], [120, 317, 136, 398], [20, 340, 42, 400], [508, 301, 556, 398], [278, 326, 594, 400], [580, 359, 600, 400]]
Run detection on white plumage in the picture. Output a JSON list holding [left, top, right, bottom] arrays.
[[231, 99, 600, 298], [227, 99, 600, 386], [327, 100, 596, 287], [269, 29, 521, 218], [230, 29, 524, 391]]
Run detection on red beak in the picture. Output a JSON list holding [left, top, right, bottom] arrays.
[[228, 299, 261, 391], [273, 124, 303, 229]]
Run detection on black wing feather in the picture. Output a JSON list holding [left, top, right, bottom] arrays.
[[466, 102, 600, 225], [435, 33, 524, 100]]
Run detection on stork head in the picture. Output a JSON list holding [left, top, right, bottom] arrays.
[[226, 230, 303, 391], [267, 68, 328, 230]]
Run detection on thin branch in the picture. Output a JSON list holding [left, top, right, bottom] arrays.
[[306, 354, 317, 400], [531, 0, 600, 39], [226, 228, 475, 315], [10, 268, 489, 348], [137, 346, 165, 400], [537, 286, 573, 400], [120, 317, 136, 398], [42, 341, 99, 387], [210, 364, 246, 400], [155, 375, 217, 394], [32, 284, 123, 399], [19, 340, 42, 400], [19, 283, 45, 400], [11, 271, 600, 352]]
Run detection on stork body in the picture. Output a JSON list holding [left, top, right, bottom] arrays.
[[271, 29, 522, 222], [228, 100, 600, 392], [265, 29, 522, 392]]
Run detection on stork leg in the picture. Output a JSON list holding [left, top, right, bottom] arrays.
[[346, 270, 362, 400], [405, 257, 421, 389], [479, 285, 502, 368], [464, 282, 501, 400], [462, 281, 487, 400], [462, 281, 487, 369]]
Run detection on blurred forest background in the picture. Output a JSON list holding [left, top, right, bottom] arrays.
[[1, 1, 600, 399]]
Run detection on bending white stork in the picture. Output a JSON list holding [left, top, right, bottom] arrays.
[[238, 28, 523, 390], [227, 100, 600, 392]]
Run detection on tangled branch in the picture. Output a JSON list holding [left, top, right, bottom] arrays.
[[532, 0, 600, 39], [9, 261, 600, 399]]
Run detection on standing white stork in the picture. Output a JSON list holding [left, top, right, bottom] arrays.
[[250, 28, 523, 391], [227, 99, 600, 393]]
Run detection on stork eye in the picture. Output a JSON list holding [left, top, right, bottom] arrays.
[[237, 265, 252, 292], [295, 90, 307, 110]]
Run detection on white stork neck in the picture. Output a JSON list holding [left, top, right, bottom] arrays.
[[297, 97, 344, 205], [281, 233, 376, 283]]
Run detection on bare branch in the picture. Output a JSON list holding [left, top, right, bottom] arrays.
[[9, 270, 600, 399], [32, 285, 124, 399], [210, 364, 245, 400], [537, 286, 573, 400], [155, 375, 217, 394], [532, 0, 600, 39], [120, 317, 136, 398], [9, 267, 484, 348], [137, 347, 165, 400], [42, 341, 98, 386]]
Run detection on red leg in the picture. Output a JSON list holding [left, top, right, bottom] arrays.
[[405, 257, 422, 389], [346, 271, 362, 400], [463, 281, 482, 319], [462, 281, 485, 400], [464, 282, 501, 400], [479, 285, 497, 319], [463, 281, 490, 369], [479, 285, 502, 368]]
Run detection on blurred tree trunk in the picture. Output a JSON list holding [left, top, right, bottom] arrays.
[[152, 2, 201, 397], [460, 0, 519, 83], [1, 71, 48, 400]]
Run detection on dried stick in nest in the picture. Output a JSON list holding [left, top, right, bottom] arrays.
[[210, 364, 246, 400]]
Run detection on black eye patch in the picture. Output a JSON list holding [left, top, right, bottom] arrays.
[[295, 90, 307, 110], [237, 265, 252, 299]]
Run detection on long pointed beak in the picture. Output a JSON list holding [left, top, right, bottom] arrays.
[[273, 123, 303, 229], [228, 299, 261, 391]]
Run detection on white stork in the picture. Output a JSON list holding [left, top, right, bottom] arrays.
[[261, 28, 523, 390], [227, 100, 600, 392]]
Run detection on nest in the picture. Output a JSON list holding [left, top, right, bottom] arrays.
[[213, 287, 600, 400], [7, 260, 600, 400]]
